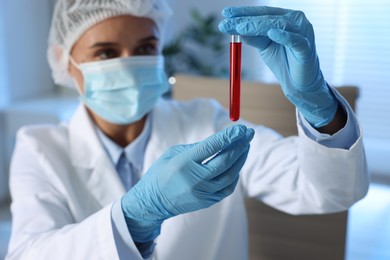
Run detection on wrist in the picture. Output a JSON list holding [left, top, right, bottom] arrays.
[[121, 193, 164, 243], [135, 241, 156, 259], [291, 80, 338, 128], [315, 101, 347, 134], [124, 214, 163, 243]]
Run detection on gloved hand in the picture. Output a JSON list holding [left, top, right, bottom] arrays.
[[219, 6, 338, 127], [122, 125, 254, 242]]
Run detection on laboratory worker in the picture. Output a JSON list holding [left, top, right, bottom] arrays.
[[7, 0, 368, 259]]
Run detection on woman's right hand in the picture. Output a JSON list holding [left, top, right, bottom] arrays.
[[121, 124, 254, 242]]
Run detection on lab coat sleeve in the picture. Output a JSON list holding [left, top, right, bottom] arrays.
[[239, 88, 369, 215], [111, 201, 155, 259], [297, 86, 359, 149], [6, 131, 145, 260]]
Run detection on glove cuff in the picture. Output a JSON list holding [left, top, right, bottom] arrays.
[[288, 78, 338, 128], [121, 189, 167, 243], [124, 215, 163, 243], [286, 71, 338, 128]]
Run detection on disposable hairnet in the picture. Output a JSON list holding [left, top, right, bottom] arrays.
[[48, 0, 172, 88]]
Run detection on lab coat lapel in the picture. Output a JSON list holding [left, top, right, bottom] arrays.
[[69, 105, 126, 207], [86, 155, 126, 206], [143, 99, 186, 171]]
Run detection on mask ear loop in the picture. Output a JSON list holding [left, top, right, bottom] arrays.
[[69, 56, 84, 96]]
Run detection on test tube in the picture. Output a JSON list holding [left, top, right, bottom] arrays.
[[230, 35, 242, 122]]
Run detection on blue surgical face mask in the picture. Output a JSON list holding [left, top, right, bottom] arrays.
[[71, 55, 170, 125]]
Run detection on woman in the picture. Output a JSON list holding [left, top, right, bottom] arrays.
[[7, 0, 368, 259]]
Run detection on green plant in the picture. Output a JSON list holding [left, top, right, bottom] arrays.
[[163, 9, 229, 78]]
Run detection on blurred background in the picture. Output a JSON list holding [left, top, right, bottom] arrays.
[[0, 0, 389, 259]]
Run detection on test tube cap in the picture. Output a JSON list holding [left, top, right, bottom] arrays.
[[231, 35, 242, 43]]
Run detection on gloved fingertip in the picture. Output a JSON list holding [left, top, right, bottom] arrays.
[[246, 128, 255, 142], [227, 124, 247, 140], [235, 124, 248, 133], [218, 21, 227, 32], [218, 20, 236, 34], [221, 7, 233, 18]]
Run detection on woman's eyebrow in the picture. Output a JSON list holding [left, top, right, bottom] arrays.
[[138, 36, 159, 43], [89, 42, 118, 49], [89, 36, 158, 49]]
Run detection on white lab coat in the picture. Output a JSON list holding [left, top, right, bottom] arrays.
[[7, 96, 368, 260]]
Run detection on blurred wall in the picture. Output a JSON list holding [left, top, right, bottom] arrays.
[[0, 0, 54, 104], [0, 0, 55, 201], [0, 112, 5, 201], [0, 3, 8, 201]]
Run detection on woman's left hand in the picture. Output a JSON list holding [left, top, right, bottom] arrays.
[[219, 6, 338, 128]]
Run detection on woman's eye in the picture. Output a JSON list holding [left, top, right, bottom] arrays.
[[135, 43, 157, 55], [96, 49, 118, 60]]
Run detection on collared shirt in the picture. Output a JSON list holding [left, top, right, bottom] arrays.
[[96, 115, 152, 190]]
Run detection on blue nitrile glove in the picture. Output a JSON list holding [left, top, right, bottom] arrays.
[[219, 6, 338, 127], [121, 125, 254, 243]]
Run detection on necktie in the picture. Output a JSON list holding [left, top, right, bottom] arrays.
[[116, 152, 134, 191]]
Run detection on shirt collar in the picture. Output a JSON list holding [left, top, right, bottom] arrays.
[[95, 114, 152, 172]]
